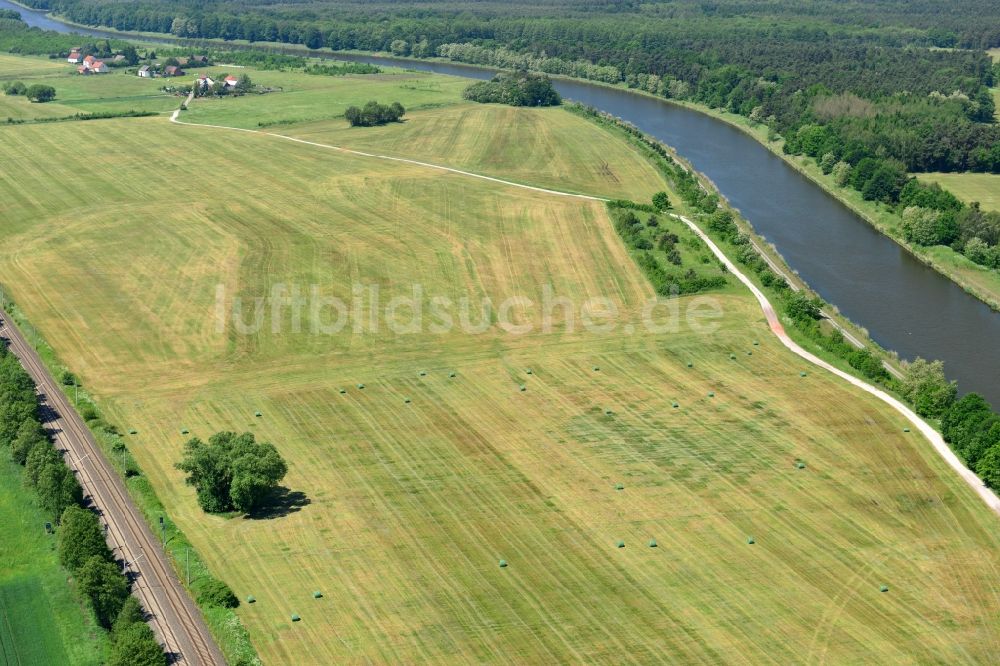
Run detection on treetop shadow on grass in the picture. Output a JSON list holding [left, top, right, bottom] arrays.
[[244, 485, 310, 520]]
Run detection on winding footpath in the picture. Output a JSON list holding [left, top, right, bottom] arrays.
[[0, 309, 225, 666], [168, 107, 1000, 516]]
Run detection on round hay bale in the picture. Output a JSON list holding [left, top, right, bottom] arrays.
[[648, 539, 657, 548], [404, 397, 411, 404], [449, 371, 457, 378], [605, 408, 614, 416], [903, 427, 910, 433], [747, 536, 755, 545], [593, 366, 600, 372], [686, 362, 693, 368], [291, 614, 301, 622], [708, 391, 715, 398], [498, 559, 508, 568], [616, 540, 625, 548], [419, 370, 427, 377], [800, 371, 807, 377], [526, 368, 533, 375], [357, 383, 365, 389], [255, 411, 262, 418], [615, 483, 624, 491], [730, 353, 736, 360], [339, 388, 346, 394], [128, 429, 137, 435], [747, 351, 752, 356], [246, 595, 256, 604], [753, 341, 759, 346], [519, 384, 526, 392], [672, 401, 679, 408], [180, 429, 189, 435], [313, 591, 323, 599], [880, 584, 889, 593], [796, 461, 806, 469]]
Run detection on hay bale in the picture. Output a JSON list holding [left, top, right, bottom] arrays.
[[357, 383, 365, 389], [593, 366, 600, 372], [616, 540, 625, 548], [796, 461, 806, 469], [903, 427, 910, 433], [753, 341, 759, 346], [526, 368, 533, 375], [672, 401, 679, 408], [730, 353, 736, 360], [419, 370, 427, 377], [498, 559, 508, 568], [605, 408, 614, 416], [255, 411, 262, 418], [291, 614, 301, 622], [339, 388, 346, 394], [128, 429, 137, 435], [615, 482, 624, 490], [519, 384, 526, 392], [449, 371, 457, 378], [747, 536, 755, 545], [747, 351, 752, 356], [686, 362, 693, 368], [800, 371, 807, 377], [313, 591, 323, 599], [648, 539, 657, 548], [880, 584, 889, 593], [246, 595, 256, 604], [180, 428, 189, 435], [708, 391, 715, 398], [404, 397, 411, 404]]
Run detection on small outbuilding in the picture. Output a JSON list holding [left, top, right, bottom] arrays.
[[164, 65, 184, 77], [137, 65, 152, 78], [67, 50, 81, 64]]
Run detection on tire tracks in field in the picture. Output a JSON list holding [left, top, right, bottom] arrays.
[[167, 108, 1000, 518]]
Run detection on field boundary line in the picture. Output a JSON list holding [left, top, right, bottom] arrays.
[[671, 212, 1000, 517], [169, 109, 608, 202]]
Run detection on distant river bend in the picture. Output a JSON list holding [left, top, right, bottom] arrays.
[[4, 0, 998, 405]]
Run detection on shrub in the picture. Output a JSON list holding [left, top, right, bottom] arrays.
[[2, 80, 26, 95], [196, 579, 239, 608], [108, 621, 164, 666], [345, 100, 405, 127], [77, 555, 129, 628], [25, 84, 56, 103], [59, 505, 112, 572]]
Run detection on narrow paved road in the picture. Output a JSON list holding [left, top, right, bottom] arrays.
[[0, 308, 226, 666]]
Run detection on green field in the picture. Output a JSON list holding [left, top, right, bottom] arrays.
[[0, 461, 105, 665], [918, 172, 1000, 212], [2, 54, 1000, 664]]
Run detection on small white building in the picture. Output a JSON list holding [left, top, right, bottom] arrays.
[[196, 74, 215, 89], [224, 75, 239, 88], [137, 65, 152, 78], [67, 50, 81, 64]]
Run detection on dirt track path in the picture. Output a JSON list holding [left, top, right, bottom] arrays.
[[671, 212, 1000, 516], [0, 309, 225, 665]]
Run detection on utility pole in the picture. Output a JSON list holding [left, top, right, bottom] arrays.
[[159, 516, 165, 547], [186, 547, 190, 586]]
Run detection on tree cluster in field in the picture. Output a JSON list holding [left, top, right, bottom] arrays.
[[609, 201, 730, 296], [303, 61, 380, 76], [462, 71, 561, 107], [345, 100, 405, 126], [0, 340, 164, 663], [193, 73, 254, 97], [175, 431, 287, 514], [3, 80, 56, 102]]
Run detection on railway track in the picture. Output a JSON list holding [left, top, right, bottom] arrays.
[[0, 308, 225, 666]]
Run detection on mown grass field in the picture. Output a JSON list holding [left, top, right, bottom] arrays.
[[1, 56, 1000, 664], [918, 172, 1000, 212], [0, 460, 105, 665]]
